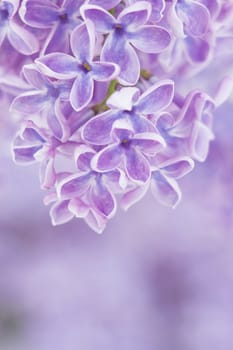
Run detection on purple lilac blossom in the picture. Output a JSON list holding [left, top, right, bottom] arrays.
[[36, 21, 120, 111], [0, 0, 231, 232], [81, 2, 171, 85]]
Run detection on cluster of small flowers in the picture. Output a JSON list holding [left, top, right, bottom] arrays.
[[1, 0, 233, 232]]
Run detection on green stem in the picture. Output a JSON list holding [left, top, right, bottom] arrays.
[[92, 80, 118, 115]]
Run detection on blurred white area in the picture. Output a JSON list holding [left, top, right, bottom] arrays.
[[0, 102, 233, 349]]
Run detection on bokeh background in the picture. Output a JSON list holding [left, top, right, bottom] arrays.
[[1, 97, 233, 349]]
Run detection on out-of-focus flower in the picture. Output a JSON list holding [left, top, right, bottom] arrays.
[[0, 0, 39, 54]]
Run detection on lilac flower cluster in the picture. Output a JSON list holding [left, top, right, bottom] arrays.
[[1, 0, 233, 232]]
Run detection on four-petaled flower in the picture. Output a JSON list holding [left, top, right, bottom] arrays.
[[81, 1, 171, 85], [36, 21, 120, 111]]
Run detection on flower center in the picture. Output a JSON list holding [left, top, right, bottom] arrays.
[[114, 23, 124, 35], [83, 62, 92, 72], [121, 138, 131, 149], [0, 1, 12, 22], [58, 12, 68, 23]]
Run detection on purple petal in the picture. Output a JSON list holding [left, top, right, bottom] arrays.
[[82, 110, 120, 145], [58, 173, 92, 199], [80, 5, 115, 33], [129, 25, 171, 53], [42, 22, 72, 54], [91, 62, 119, 81], [185, 36, 211, 63], [133, 132, 165, 156], [70, 20, 95, 62], [91, 145, 122, 172], [118, 1, 151, 31], [70, 74, 94, 111], [50, 200, 74, 225], [176, 0, 210, 37], [125, 148, 151, 183], [19, 0, 59, 28], [13, 145, 43, 163], [7, 21, 39, 55], [102, 33, 140, 85], [90, 182, 116, 218], [36, 53, 77, 79], [74, 145, 95, 171], [151, 172, 181, 208], [11, 91, 46, 114], [136, 80, 174, 115]]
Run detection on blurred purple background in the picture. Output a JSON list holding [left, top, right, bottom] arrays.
[[1, 100, 233, 349]]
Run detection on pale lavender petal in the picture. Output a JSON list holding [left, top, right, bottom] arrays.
[[214, 77, 233, 107], [112, 119, 134, 141], [47, 107, 63, 140], [102, 33, 140, 85], [129, 26, 171, 53], [107, 87, 140, 110], [58, 173, 92, 199], [121, 182, 149, 211], [125, 148, 151, 183], [70, 20, 95, 62], [19, 0, 59, 28], [50, 200, 74, 225], [91, 145, 122, 172], [91, 62, 119, 81], [80, 5, 115, 33], [82, 110, 120, 145], [90, 182, 116, 218], [11, 91, 46, 114], [176, 0, 210, 37], [85, 210, 107, 234], [40, 158, 56, 189], [7, 21, 39, 55], [160, 157, 195, 179], [36, 53, 77, 79], [89, 0, 121, 10], [133, 132, 165, 156], [190, 121, 214, 162], [136, 80, 174, 115], [150, 0, 165, 22], [0, 26, 7, 47], [118, 1, 151, 31], [151, 172, 181, 208], [70, 74, 94, 111], [23, 64, 45, 89], [69, 197, 89, 218]]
